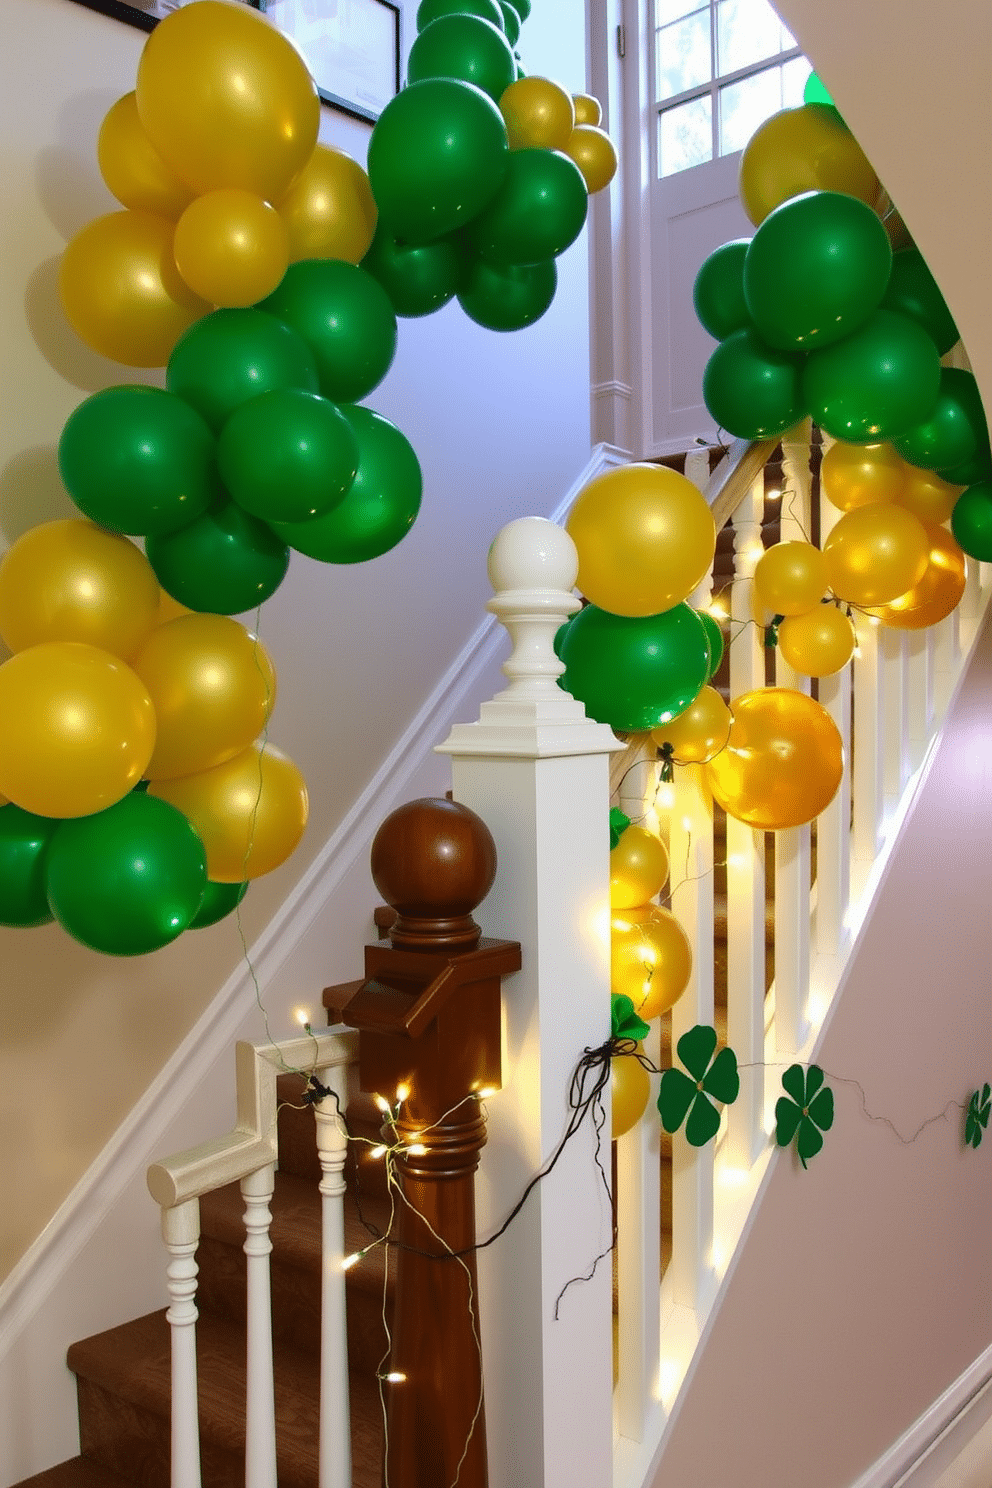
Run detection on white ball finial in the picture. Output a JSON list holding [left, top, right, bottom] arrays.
[[487, 517, 579, 596]]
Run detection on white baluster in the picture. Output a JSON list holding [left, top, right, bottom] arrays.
[[242, 1164, 277, 1488], [726, 478, 766, 1168], [851, 616, 884, 897], [906, 628, 930, 771], [880, 626, 906, 806], [813, 492, 851, 960], [314, 1064, 352, 1488], [933, 609, 961, 716], [164, 1198, 202, 1488]]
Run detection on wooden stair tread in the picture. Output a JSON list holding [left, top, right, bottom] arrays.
[[11, 1459, 132, 1487]]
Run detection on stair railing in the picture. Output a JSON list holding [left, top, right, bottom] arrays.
[[146, 1029, 358, 1488]]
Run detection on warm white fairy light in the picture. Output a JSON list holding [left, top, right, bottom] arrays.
[[406, 1142, 428, 1156], [293, 1007, 311, 1028], [708, 598, 728, 620], [477, 1086, 498, 1100], [395, 1082, 411, 1103], [384, 1371, 407, 1384], [657, 781, 676, 811], [342, 1251, 363, 1271], [766, 488, 782, 501], [373, 1093, 391, 1114], [370, 1144, 388, 1160]]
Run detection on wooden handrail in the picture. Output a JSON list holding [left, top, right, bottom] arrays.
[[706, 434, 780, 531]]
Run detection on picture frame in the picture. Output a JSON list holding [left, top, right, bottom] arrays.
[[64, 0, 400, 124]]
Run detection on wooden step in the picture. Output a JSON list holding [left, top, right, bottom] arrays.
[[10, 1458, 132, 1487]]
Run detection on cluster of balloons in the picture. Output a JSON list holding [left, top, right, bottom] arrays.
[[364, 0, 616, 331]]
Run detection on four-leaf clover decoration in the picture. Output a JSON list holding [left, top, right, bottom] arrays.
[[658, 1024, 740, 1146], [775, 1064, 834, 1169], [609, 808, 631, 850], [966, 1084, 991, 1149], [611, 993, 650, 1045]]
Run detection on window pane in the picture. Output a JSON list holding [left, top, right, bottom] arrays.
[[716, 0, 787, 75], [782, 55, 812, 107], [718, 65, 781, 155], [659, 95, 714, 177], [656, 11, 712, 101], [655, 0, 702, 24]]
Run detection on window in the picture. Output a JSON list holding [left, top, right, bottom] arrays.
[[654, 0, 811, 177]]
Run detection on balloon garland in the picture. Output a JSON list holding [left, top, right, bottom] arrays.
[[0, 0, 619, 955]]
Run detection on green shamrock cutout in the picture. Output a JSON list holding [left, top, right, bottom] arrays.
[[775, 1064, 834, 1169], [965, 1083, 991, 1149], [658, 1024, 740, 1146], [611, 993, 650, 1045], [609, 808, 631, 850]]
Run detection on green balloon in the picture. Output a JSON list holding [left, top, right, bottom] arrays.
[[881, 247, 959, 356], [508, 0, 530, 19], [261, 261, 397, 405], [468, 148, 587, 267], [703, 327, 806, 440], [743, 191, 892, 352], [408, 14, 516, 103], [802, 308, 942, 443], [693, 239, 751, 341], [559, 603, 710, 732], [803, 72, 835, 108], [189, 879, 248, 929], [46, 794, 208, 957], [0, 804, 58, 928], [952, 483, 992, 560], [218, 389, 358, 524], [497, 0, 520, 44], [416, 0, 505, 31], [941, 450, 992, 486], [58, 386, 216, 537], [167, 310, 319, 432], [458, 256, 557, 330], [362, 224, 467, 317], [269, 404, 422, 563], [146, 495, 290, 614], [696, 609, 724, 680], [895, 368, 989, 474], [367, 78, 509, 245]]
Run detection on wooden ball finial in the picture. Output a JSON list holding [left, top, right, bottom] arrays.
[[370, 797, 497, 950]]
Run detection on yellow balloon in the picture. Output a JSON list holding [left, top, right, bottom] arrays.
[[895, 465, 961, 526], [611, 904, 692, 1019], [0, 520, 160, 660], [866, 525, 967, 630], [59, 210, 209, 367], [612, 1046, 651, 1140], [777, 605, 856, 676], [652, 685, 731, 763], [739, 105, 880, 227], [135, 0, 320, 200], [753, 542, 829, 617], [173, 189, 289, 308], [276, 145, 378, 265], [156, 589, 194, 627], [134, 615, 277, 781], [705, 688, 844, 830], [0, 642, 156, 818], [572, 93, 603, 127], [823, 504, 930, 607], [499, 77, 575, 151], [821, 441, 907, 512], [149, 740, 308, 880], [566, 464, 716, 616], [98, 92, 195, 219], [563, 125, 618, 194], [610, 824, 669, 909]]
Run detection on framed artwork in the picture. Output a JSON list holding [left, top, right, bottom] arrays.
[[64, 0, 400, 123]]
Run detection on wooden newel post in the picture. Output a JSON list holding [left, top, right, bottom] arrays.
[[342, 796, 521, 1488]]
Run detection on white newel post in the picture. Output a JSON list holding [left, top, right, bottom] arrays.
[[163, 1198, 202, 1488], [439, 517, 621, 1488]]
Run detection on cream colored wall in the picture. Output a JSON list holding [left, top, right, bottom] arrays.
[[0, 0, 591, 1281]]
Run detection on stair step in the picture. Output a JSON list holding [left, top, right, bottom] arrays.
[[11, 1458, 132, 1487]]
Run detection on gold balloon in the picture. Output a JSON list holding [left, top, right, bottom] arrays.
[[652, 685, 731, 764], [500, 77, 575, 150], [739, 105, 880, 227], [0, 520, 160, 660], [59, 210, 209, 367], [705, 688, 844, 830], [572, 93, 603, 127], [566, 464, 716, 616], [866, 524, 967, 630], [149, 740, 308, 881], [611, 904, 692, 1020], [895, 465, 961, 526], [134, 615, 277, 781], [563, 125, 618, 194], [753, 541, 829, 617], [821, 441, 907, 512], [98, 92, 195, 219], [156, 589, 194, 626], [173, 189, 289, 308], [612, 1047, 651, 1140], [777, 605, 856, 676], [276, 144, 378, 264], [610, 824, 669, 909], [823, 504, 930, 607], [135, 0, 320, 200], [0, 642, 156, 818]]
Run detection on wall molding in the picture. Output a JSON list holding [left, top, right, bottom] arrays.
[[0, 441, 623, 1364]]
